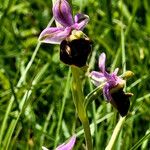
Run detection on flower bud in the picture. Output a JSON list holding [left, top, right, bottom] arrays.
[[121, 71, 134, 79]]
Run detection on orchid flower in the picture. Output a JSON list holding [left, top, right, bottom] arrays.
[[90, 53, 132, 116], [39, 0, 89, 44], [42, 135, 76, 150], [90, 53, 124, 101]]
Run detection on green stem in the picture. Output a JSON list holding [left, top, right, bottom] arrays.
[[0, 41, 42, 146], [2, 64, 49, 150], [105, 117, 126, 150], [121, 0, 126, 75], [89, 79, 98, 150], [54, 68, 71, 148], [0, 18, 54, 147], [71, 66, 93, 150], [106, 2, 127, 149], [111, 0, 138, 72], [130, 129, 150, 150], [121, 24, 126, 74], [40, 104, 54, 148], [84, 83, 104, 109], [106, 0, 115, 40]]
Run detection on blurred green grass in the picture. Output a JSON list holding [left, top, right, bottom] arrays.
[[0, 0, 150, 149]]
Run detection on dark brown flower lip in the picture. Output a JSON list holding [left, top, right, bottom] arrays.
[[110, 88, 133, 117], [60, 38, 92, 67]]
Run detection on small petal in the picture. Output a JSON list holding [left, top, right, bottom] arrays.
[[99, 53, 106, 73], [90, 71, 105, 78], [39, 27, 71, 44], [42, 146, 49, 150], [113, 68, 119, 75], [56, 135, 76, 150], [90, 71, 106, 86], [91, 79, 102, 87], [74, 14, 89, 30], [53, 0, 74, 27]]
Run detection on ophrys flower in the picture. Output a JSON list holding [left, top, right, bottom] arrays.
[[90, 53, 132, 116]]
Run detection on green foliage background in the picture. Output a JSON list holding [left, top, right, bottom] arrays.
[[0, 0, 150, 149]]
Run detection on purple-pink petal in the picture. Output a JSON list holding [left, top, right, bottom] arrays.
[[56, 135, 76, 150], [113, 68, 119, 75], [42, 147, 49, 150], [99, 53, 106, 73], [90, 71, 106, 86], [90, 79, 102, 87], [74, 14, 89, 30], [103, 83, 112, 101], [90, 71, 105, 78], [53, 0, 74, 27], [39, 27, 71, 44], [103, 71, 112, 79]]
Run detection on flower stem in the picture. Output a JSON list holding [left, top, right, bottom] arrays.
[[71, 66, 93, 150], [54, 68, 71, 148], [105, 117, 126, 150], [0, 18, 54, 147], [0, 42, 41, 147], [120, 0, 126, 75]]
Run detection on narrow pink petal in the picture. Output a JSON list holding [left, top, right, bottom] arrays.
[[53, 0, 74, 27], [56, 135, 76, 150], [113, 68, 119, 75], [74, 14, 89, 30], [42, 146, 49, 150], [99, 53, 106, 73], [90, 71, 106, 86], [39, 27, 71, 44], [90, 71, 104, 79], [90, 79, 102, 87]]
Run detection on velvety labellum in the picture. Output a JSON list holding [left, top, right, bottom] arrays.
[[110, 88, 132, 117], [60, 38, 92, 67]]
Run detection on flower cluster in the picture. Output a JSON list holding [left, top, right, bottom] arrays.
[[39, 0, 133, 117], [39, 0, 134, 148]]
